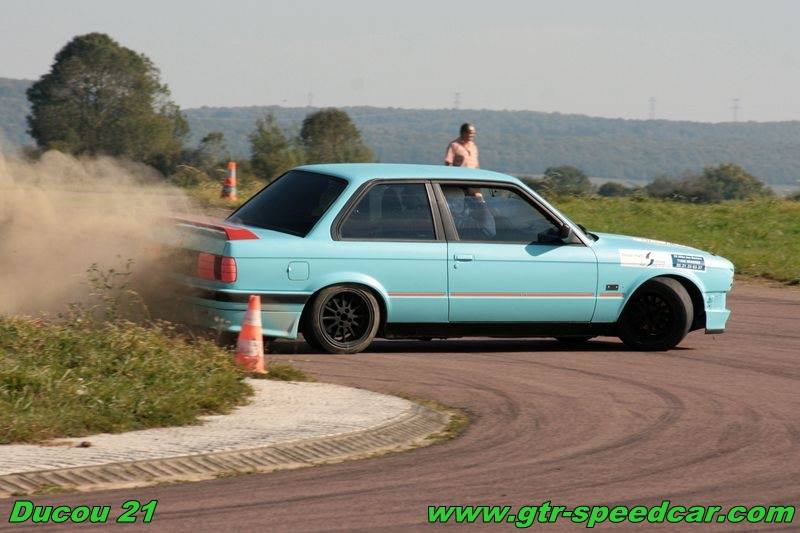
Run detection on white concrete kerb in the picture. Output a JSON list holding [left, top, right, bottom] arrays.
[[0, 380, 416, 476]]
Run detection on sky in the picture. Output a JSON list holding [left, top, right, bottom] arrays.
[[1, 0, 798, 123]]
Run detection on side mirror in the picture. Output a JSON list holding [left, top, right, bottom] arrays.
[[537, 224, 578, 244]]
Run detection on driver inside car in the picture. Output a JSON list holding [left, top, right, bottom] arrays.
[[443, 186, 497, 240]]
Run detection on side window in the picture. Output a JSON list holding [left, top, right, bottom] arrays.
[[340, 183, 436, 240], [440, 184, 559, 243]]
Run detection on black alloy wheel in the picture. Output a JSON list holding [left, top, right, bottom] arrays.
[[306, 285, 380, 354], [322, 292, 370, 343], [618, 276, 693, 351]]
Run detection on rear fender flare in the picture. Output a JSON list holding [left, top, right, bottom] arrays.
[[303, 272, 391, 319]]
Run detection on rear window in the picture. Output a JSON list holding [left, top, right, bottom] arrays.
[[228, 170, 347, 236]]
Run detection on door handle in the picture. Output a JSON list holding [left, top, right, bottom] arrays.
[[454, 254, 474, 262]]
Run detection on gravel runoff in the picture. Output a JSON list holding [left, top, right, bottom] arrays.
[[0, 380, 415, 476]]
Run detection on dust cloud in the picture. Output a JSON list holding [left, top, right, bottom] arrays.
[[0, 151, 193, 316]]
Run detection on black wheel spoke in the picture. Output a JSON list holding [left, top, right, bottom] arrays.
[[626, 290, 674, 339], [318, 290, 373, 348]]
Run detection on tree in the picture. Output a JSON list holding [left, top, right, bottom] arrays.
[[194, 132, 228, 172], [543, 166, 592, 196], [645, 165, 772, 202], [518, 176, 551, 194], [26, 33, 187, 172], [693, 163, 772, 202], [299, 108, 374, 164], [644, 175, 680, 198], [598, 181, 635, 197], [249, 114, 302, 181]]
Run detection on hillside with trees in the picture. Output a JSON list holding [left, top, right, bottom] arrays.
[[184, 106, 800, 185], [0, 78, 33, 149], [3, 75, 800, 185]]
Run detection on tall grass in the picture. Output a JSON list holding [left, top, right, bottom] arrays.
[[183, 176, 267, 210], [0, 315, 252, 443], [0, 255, 317, 443], [0, 263, 255, 444], [555, 197, 800, 283]]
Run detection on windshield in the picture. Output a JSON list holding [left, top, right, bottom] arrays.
[[228, 170, 347, 236]]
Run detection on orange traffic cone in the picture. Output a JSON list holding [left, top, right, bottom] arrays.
[[234, 295, 267, 374], [221, 161, 237, 200]]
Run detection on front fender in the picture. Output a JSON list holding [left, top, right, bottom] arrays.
[[594, 265, 708, 323], [625, 269, 708, 306]]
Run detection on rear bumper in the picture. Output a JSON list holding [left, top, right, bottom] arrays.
[[178, 289, 310, 339]]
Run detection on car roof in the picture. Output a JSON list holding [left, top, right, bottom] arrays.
[[294, 163, 519, 186]]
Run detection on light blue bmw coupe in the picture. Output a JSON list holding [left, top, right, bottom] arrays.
[[169, 164, 733, 353]]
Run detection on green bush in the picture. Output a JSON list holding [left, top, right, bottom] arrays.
[[597, 181, 637, 197], [542, 165, 592, 196], [168, 164, 212, 188], [645, 164, 772, 202]]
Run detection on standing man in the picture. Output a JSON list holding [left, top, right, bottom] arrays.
[[444, 123, 479, 168]]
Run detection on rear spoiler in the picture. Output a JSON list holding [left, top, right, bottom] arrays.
[[169, 215, 259, 241]]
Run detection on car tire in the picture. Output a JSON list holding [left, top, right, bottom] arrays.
[[308, 285, 380, 354], [618, 277, 693, 351], [301, 330, 325, 352]]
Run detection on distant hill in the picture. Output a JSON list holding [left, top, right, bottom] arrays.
[[0, 78, 34, 149], [3, 77, 800, 185], [185, 106, 800, 185]]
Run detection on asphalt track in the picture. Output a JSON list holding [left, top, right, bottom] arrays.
[[2, 282, 798, 532]]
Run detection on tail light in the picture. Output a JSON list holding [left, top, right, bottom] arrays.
[[197, 253, 237, 283], [197, 253, 216, 280], [219, 257, 237, 283]]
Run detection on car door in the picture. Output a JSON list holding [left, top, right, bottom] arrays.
[[436, 182, 598, 323], [333, 180, 448, 323]]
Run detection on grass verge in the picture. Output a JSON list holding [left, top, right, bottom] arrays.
[[0, 314, 253, 444], [554, 197, 800, 284], [260, 360, 314, 382]]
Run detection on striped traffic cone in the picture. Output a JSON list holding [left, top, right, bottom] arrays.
[[234, 295, 267, 374], [221, 161, 237, 201]]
